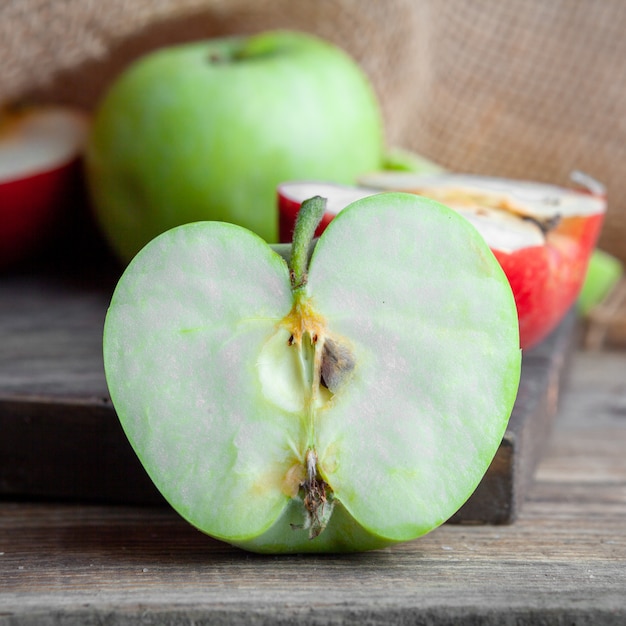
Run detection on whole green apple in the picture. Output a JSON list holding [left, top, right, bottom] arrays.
[[103, 192, 521, 553], [85, 30, 384, 262]]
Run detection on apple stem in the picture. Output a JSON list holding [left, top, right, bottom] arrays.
[[290, 196, 326, 292]]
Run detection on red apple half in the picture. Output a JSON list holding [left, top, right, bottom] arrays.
[[0, 106, 89, 269], [278, 173, 606, 349]]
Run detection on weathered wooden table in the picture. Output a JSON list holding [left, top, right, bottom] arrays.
[[1, 268, 625, 624]]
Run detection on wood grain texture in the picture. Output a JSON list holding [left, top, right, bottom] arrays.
[[0, 350, 625, 624], [0, 272, 574, 522]]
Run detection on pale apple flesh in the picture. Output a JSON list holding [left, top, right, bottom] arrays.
[[104, 193, 521, 553]]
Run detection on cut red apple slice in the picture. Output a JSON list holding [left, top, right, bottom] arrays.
[[0, 106, 90, 269], [278, 181, 377, 243], [278, 173, 606, 349]]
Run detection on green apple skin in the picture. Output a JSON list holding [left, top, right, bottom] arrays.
[[381, 148, 445, 175], [578, 249, 623, 315], [85, 30, 384, 262], [103, 193, 521, 554]]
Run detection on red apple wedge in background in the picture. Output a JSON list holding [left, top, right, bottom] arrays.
[[278, 173, 606, 349], [0, 106, 89, 269]]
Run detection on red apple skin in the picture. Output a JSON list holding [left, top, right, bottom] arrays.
[[278, 185, 605, 350], [0, 157, 84, 269], [279, 192, 334, 243], [1, 107, 90, 270], [501, 211, 604, 349]]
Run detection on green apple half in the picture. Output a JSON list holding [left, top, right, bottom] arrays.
[[103, 192, 521, 553], [85, 30, 384, 262]]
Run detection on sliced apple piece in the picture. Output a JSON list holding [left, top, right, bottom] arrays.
[[278, 182, 377, 242], [0, 106, 89, 269], [279, 174, 606, 349]]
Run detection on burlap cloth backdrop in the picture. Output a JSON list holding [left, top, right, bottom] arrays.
[[2, 0, 625, 262]]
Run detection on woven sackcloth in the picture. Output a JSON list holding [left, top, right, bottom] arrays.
[[2, 0, 625, 262]]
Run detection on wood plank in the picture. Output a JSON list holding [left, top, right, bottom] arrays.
[[583, 278, 626, 349], [1, 350, 625, 624], [0, 270, 575, 522]]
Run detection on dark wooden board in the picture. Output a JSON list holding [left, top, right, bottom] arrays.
[[1, 349, 625, 625], [0, 270, 577, 523]]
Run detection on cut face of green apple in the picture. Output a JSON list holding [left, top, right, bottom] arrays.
[[104, 192, 521, 553], [280, 174, 606, 349]]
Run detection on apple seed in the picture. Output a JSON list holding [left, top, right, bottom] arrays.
[[320, 337, 356, 393]]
